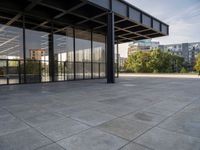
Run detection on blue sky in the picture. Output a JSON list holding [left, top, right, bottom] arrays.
[[119, 0, 200, 57]]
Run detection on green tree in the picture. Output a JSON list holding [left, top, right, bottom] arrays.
[[124, 49, 184, 73], [148, 49, 173, 73], [148, 49, 161, 73], [26, 60, 40, 75], [180, 67, 188, 73], [194, 53, 200, 74], [124, 51, 151, 73], [172, 55, 184, 72]]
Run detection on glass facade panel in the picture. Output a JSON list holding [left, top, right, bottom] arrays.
[[8, 60, 20, 84], [66, 61, 74, 80], [93, 33, 106, 78], [100, 62, 106, 78], [75, 29, 91, 79], [0, 19, 24, 85], [25, 29, 49, 83], [54, 27, 74, 81], [41, 60, 49, 82], [0, 24, 23, 60], [0, 60, 7, 85], [0, 59, 23, 85], [0, 18, 107, 85], [25, 59, 41, 83]]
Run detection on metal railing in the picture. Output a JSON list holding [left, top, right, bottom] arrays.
[[0, 59, 106, 85]]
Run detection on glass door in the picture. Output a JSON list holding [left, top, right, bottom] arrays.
[[8, 60, 20, 84], [0, 60, 7, 85]]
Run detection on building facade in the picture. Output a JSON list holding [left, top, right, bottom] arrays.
[[0, 0, 168, 85], [128, 39, 160, 56], [29, 49, 46, 60], [159, 42, 200, 67]]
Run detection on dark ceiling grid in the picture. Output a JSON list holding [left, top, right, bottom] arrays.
[[0, 0, 168, 43]]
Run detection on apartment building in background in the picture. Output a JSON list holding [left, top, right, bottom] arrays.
[[159, 42, 200, 66], [127, 40, 200, 68], [128, 39, 160, 56], [29, 49, 46, 60]]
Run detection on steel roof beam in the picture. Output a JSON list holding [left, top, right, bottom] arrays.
[[76, 12, 107, 25], [115, 26, 150, 39], [32, 21, 49, 30], [0, 0, 42, 31], [53, 2, 88, 19]]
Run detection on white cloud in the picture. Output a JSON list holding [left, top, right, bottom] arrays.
[[156, 2, 200, 44], [119, 0, 200, 57]]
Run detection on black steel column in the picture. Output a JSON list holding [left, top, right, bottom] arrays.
[[91, 30, 93, 79], [22, 15, 26, 83], [6, 59, 9, 85], [49, 23, 55, 82], [117, 40, 119, 78], [73, 27, 76, 80], [106, 12, 115, 83], [18, 60, 21, 84]]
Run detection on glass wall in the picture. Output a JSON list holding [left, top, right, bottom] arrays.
[[25, 29, 49, 83], [0, 17, 107, 86], [75, 29, 91, 79], [115, 44, 118, 77], [54, 27, 74, 81], [0, 60, 7, 85], [0, 20, 24, 85], [93, 33, 106, 78]]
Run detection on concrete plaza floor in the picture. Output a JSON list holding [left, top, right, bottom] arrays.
[[0, 76, 200, 150]]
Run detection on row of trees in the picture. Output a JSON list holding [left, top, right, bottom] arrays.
[[124, 49, 187, 73], [194, 53, 200, 74]]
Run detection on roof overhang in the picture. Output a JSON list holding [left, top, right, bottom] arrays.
[[0, 0, 169, 44]]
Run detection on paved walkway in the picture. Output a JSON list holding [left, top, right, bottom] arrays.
[[0, 77, 200, 150], [120, 73, 200, 79]]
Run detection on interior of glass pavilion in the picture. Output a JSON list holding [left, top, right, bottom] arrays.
[[0, 0, 168, 85]]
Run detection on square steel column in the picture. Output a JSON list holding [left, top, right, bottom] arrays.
[[49, 25, 55, 82], [73, 27, 76, 80], [107, 12, 115, 83], [117, 41, 119, 78], [22, 15, 26, 83]]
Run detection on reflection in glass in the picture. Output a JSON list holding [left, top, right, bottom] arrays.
[[25, 29, 49, 83], [0, 24, 23, 60], [0, 20, 107, 85], [75, 29, 91, 79], [93, 33, 106, 78], [0, 60, 7, 85], [54, 27, 74, 81], [0, 22, 24, 85]]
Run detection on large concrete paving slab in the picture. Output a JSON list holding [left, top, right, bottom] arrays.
[[93, 103, 139, 117], [0, 76, 200, 150], [37, 143, 65, 150], [57, 128, 128, 150], [120, 142, 152, 150], [70, 110, 116, 126], [0, 128, 52, 150], [135, 127, 200, 150], [0, 115, 29, 136], [159, 110, 200, 139], [34, 118, 90, 141], [22, 111, 66, 126], [97, 118, 152, 140], [123, 111, 166, 126], [0, 109, 10, 117]]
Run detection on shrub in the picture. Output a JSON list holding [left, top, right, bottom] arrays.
[[180, 67, 188, 73]]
